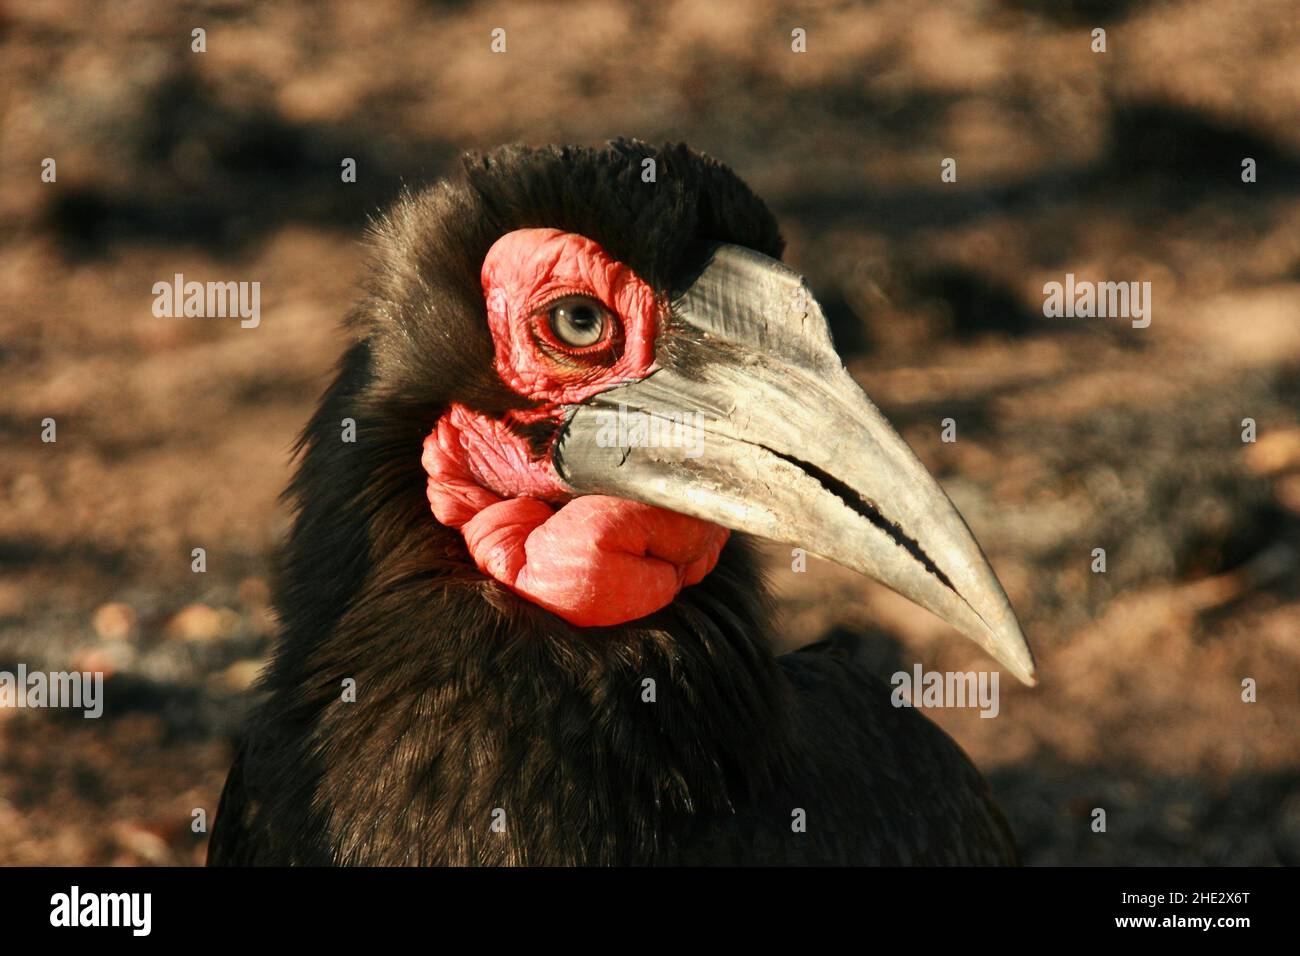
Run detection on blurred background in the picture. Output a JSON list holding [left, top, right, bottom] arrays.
[[2, 0, 1299, 865]]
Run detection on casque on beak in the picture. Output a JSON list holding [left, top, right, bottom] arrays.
[[554, 243, 1037, 686]]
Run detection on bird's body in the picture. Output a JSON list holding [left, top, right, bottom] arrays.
[[209, 142, 1030, 866]]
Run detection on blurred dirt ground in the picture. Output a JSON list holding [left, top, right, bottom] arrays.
[[2, 0, 1299, 865]]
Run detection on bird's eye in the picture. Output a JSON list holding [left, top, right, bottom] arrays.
[[546, 296, 609, 348]]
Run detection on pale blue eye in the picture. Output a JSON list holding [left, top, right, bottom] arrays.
[[548, 296, 607, 346]]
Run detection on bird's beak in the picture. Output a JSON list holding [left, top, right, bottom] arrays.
[[554, 243, 1036, 686]]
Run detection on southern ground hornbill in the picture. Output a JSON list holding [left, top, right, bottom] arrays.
[[208, 140, 1037, 866]]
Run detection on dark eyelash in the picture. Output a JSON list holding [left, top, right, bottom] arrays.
[[533, 290, 602, 314], [529, 299, 624, 365], [532, 334, 593, 368]]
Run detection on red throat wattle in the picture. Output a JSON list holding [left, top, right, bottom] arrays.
[[421, 228, 729, 627]]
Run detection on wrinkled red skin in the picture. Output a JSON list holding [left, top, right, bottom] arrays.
[[422, 228, 728, 627]]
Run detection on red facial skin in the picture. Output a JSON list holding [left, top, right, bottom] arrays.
[[422, 228, 729, 627]]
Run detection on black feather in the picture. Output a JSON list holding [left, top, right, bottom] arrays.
[[208, 141, 1016, 866]]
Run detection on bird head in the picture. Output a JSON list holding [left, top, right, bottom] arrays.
[[357, 141, 1035, 686]]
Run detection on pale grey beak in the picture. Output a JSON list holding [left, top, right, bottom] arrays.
[[553, 243, 1036, 686]]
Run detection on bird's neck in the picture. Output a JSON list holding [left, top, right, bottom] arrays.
[[262, 528, 791, 865]]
